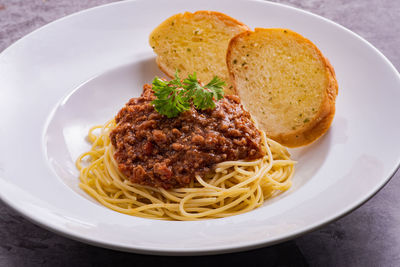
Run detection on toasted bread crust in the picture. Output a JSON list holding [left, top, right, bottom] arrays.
[[267, 48, 338, 147], [149, 11, 249, 95], [227, 28, 338, 147], [155, 57, 174, 79], [189, 11, 249, 29], [275, 68, 337, 147]]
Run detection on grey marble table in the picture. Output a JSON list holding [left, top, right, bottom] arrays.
[[1, 0, 399, 266]]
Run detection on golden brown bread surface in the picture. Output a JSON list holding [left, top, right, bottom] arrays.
[[149, 11, 249, 94], [227, 28, 338, 147]]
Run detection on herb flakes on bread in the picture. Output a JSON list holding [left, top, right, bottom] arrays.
[[149, 11, 249, 95], [227, 28, 338, 147]]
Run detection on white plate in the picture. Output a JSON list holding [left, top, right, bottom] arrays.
[[1, 0, 400, 255]]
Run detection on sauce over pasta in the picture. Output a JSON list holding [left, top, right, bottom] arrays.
[[110, 84, 265, 189]]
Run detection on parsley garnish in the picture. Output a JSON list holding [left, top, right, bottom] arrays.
[[151, 71, 225, 118]]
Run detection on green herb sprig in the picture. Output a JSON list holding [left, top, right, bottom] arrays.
[[151, 71, 225, 118]]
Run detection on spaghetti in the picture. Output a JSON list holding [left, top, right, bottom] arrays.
[[76, 119, 295, 220]]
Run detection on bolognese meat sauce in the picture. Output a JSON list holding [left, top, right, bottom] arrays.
[[109, 84, 265, 189]]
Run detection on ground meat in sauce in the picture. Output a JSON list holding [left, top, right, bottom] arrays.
[[109, 84, 266, 189]]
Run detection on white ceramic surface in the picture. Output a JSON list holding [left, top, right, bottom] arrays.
[[1, 0, 400, 255]]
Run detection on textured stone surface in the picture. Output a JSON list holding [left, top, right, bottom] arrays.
[[1, 0, 399, 266]]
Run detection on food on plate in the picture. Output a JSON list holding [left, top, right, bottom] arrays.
[[149, 11, 249, 95], [110, 74, 266, 189], [76, 11, 340, 220], [76, 73, 295, 220], [227, 28, 338, 147]]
